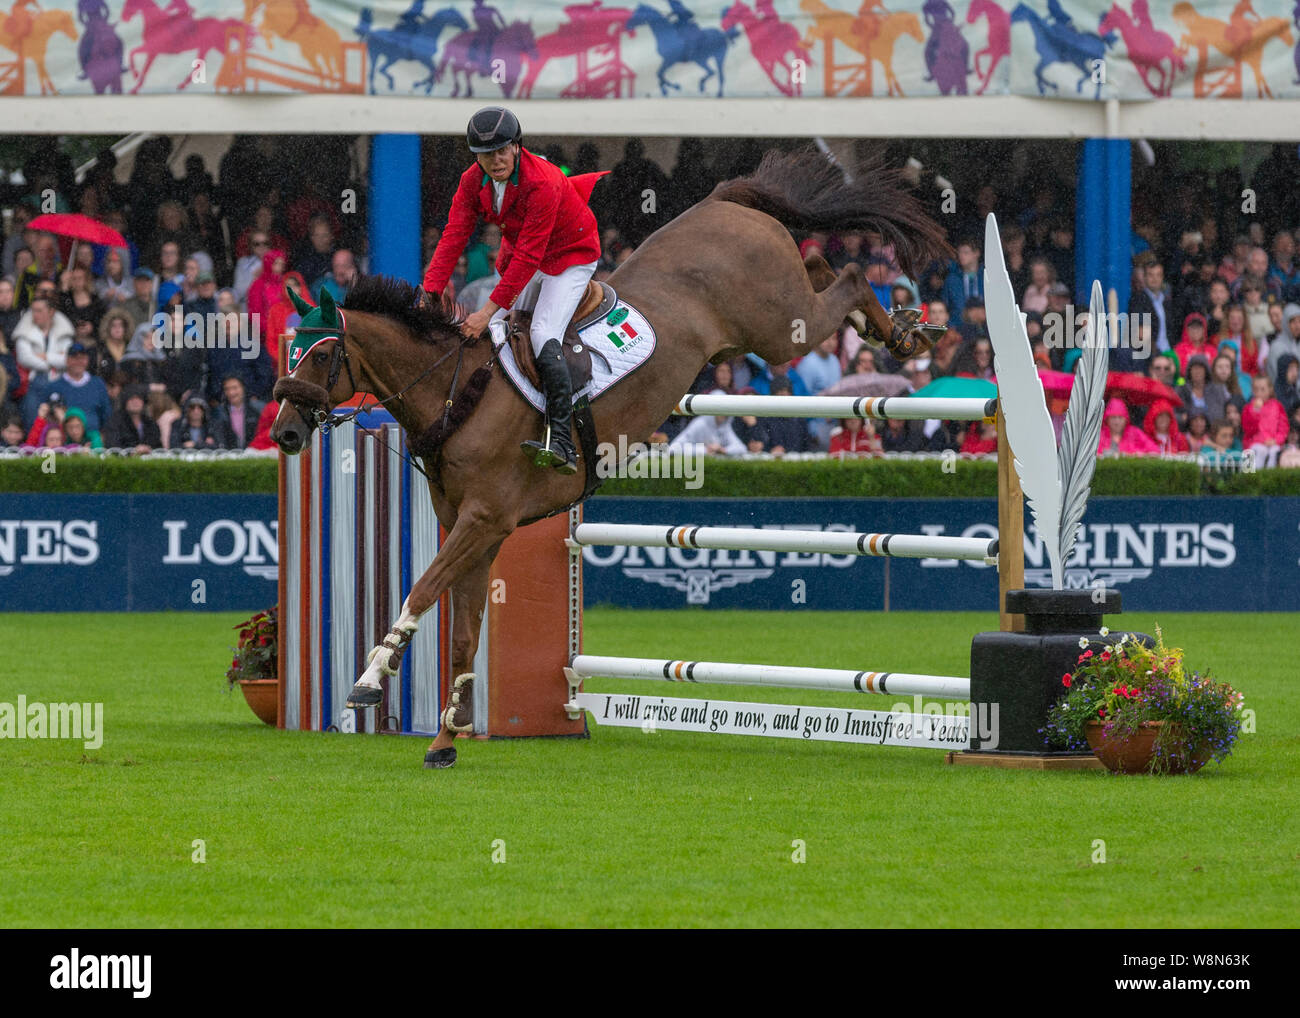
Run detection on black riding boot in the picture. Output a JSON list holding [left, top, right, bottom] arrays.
[[521, 339, 579, 475]]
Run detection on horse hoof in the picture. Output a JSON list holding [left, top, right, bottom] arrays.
[[423, 747, 457, 769], [346, 683, 383, 709]]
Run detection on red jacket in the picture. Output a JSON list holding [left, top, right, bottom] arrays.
[[423, 148, 604, 310], [1141, 398, 1189, 454], [1242, 397, 1289, 447]]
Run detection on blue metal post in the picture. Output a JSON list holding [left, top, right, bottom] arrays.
[[1103, 137, 1132, 318], [1075, 138, 1105, 309], [368, 134, 422, 284]]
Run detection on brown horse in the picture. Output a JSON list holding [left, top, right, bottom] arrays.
[[270, 149, 949, 767]]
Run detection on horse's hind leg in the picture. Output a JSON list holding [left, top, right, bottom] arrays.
[[804, 252, 871, 336], [346, 500, 514, 759], [749, 260, 883, 365], [422, 547, 500, 765]]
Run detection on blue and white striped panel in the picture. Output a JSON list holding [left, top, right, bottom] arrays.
[[308, 438, 322, 731], [408, 476, 440, 735], [329, 426, 358, 732], [282, 441, 302, 731], [361, 436, 377, 734], [386, 424, 403, 732]]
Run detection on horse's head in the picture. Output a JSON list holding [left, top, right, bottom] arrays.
[[720, 4, 748, 31], [271, 287, 354, 455], [122, 0, 147, 22], [626, 5, 653, 32]]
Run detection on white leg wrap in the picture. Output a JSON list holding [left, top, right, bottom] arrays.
[[358, 615, 420, 687]]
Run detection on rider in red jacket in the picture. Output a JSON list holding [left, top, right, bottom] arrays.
[[423, 106, 602, 474]]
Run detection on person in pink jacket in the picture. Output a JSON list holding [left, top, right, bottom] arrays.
[[1097, 397, 1160, 456], [1241, 373, 1289, 467]]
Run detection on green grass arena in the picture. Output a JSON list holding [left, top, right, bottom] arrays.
[[2, 609, 1294, 928]]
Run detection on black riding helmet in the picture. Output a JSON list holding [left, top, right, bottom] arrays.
[[466, 107, 522, 153]]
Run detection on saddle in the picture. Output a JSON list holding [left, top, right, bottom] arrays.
[[506, 280, 618, 392]]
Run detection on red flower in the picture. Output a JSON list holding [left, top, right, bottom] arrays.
[[1081, 650, 1093, 659], [231, 657, 240, 668], [1116, 684, 1129, 697], [1100, 650, 1111, 662], [1098, 707, 1107, 717], [1062, 675, 1072, 688]]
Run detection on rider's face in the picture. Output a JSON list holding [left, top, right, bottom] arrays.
[[477, 143, 518, 183]]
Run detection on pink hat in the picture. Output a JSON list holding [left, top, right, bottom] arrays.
[[1104, 397, 1129, 420]]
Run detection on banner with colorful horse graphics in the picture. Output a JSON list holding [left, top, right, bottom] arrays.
[[0, 0, 1296, 99]]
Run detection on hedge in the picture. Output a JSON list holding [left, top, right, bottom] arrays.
[[4, 451, 1288, 497]]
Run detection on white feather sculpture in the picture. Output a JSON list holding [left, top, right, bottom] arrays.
[[983, 214, 1063, 589], [1056, 281, 1110, 571]]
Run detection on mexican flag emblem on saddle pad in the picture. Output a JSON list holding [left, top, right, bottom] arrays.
[[496, 297, 658, 414]]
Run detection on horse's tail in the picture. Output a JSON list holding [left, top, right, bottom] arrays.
[[709, 148, 952, 277]]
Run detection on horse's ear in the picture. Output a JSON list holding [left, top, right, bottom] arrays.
[[319, 286, 339, 324], [288, 287, 314, 317]]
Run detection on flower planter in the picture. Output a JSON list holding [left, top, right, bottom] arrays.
[[1084, 721, 1211, 775], [238, 678, 279, 726]]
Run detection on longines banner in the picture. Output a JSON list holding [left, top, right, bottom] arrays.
[[4, 493, 1298, 612], [581, 495, 1300, 612], [3, 494, 278, 612], [1, 1, 1296, 101]]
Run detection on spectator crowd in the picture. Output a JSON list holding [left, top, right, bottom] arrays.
[[5, 136, 1300, 469], [1, 137, 360, 454]]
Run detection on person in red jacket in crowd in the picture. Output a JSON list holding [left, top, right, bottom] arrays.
[[265, 271, 311, 360], [249, 400, 280, 451], [1241, 372, 1289, 467], [828, 416, 882, 455], [960, 419, 999, 455], [1141, 397, 1190, 455], [1174, 312, 1216, 374], [422, 106, 605, 474], [247, 248, 288, 325]]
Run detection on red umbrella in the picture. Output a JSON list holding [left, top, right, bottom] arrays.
[[989, 368, 1077, 400], [1105, 371, 1183, 408], [27, 213, 126, 248], [1036, 368, 1076, 399]]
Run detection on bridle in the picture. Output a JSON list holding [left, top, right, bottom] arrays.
[[281, 319, 488, 478]]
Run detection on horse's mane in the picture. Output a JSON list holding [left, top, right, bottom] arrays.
[[342, 275, 464, 344]]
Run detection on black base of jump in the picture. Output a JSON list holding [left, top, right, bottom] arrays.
[[968, 589, 1150, 755]]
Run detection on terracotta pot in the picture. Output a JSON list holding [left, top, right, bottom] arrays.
[[1084, 721, 1211, 774], [238, 678, 279, 726]]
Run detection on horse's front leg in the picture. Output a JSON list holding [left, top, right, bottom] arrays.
[[345, 502, 514, 737]]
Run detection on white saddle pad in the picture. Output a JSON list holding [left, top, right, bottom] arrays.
[[495, 298, 658, 412]]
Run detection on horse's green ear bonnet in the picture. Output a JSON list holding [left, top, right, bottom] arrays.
[[284, 287, 346, 373]]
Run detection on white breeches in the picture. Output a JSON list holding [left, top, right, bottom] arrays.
[[489, 260, 598, 357]]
